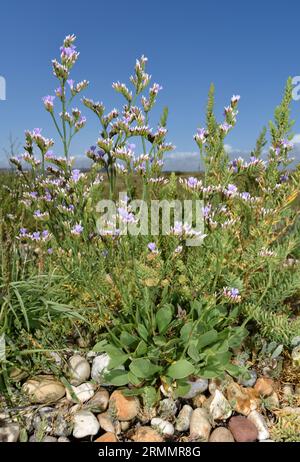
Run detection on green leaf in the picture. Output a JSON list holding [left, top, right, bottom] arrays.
[[128, 371, 143, 386], [197, 329, 218, 349], [120, 331, 138, 347], [187, 342, 200, 362], [174, 380, 191, 398], [167, 360, 195, 379], [103, 369, 129, 386], [225, 363, 242, 377], [93, 340, 108, 352], [135, 340, 148, 357], [153, 336, 167, 346], [137, 324, 148, 342], [129, 358, 161, 379], [180, 322, 193, 342], [156, 305, 173, 334], [107, 352, 128, 369]]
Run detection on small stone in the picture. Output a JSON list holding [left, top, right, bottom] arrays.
[[282, 384, 294, 398], [95, 432, 117, 442], [97, 412, 115, 433], [182, 378, 208, 399], [57, 436, 70, 442], [254, 377, 274, 397], [131, 426, 164, 442], [91, 354, 110, 382], [247, 411, 270, 441], [208, 378, 223, 395], [0, 423, 20, 442], [292, 345, 300, 368], [151, 418, 174, 435], [209, 427, 234, 442], [33, 406, 54, 433], [158, 399, 177, 419], [68, 355, 91, 386], [84, 388, 109, 412], [53, 414, 72, 437], [265, 391, 280, 410], [189, 408, 211, 442], [226, 382, 258, 416], [295, 385, 300, 395], [120, 421, 130, 431], [228, 416, 258, 442], [109, 390, 140, 421], [291, 336, 300, 348], [239, 370, 257, 388], [73, 410, 100, 438], [175, 405, 193, 432], [9, 367, 28, 382], [192, 394, 207, 408], [22, 376, 65, 404], [66, 382, 95, 403], [207, 390, 232, 421], [42, 436, 57, 442]]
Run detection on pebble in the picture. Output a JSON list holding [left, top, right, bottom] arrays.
[[66, 382, 95, 403], [282, 384, 294, 398], [158, 399, 177, 419], [84, 388, 109, 412], [175, 405, 193, 432], [226, 382, 258, 416], [189, 408, 211, 441], [265, 391, 280, 410], [57, 436, 70, 442], [295, 385, 300, 395], [97, 412, 115, 433], [91, 354, 110, 382], [131, 426, 163, 442], [192, 394, 207, 408], [73, 410, 100, 438], [68, 355, 91, 386], [247, 410, 270, 441], [120, 421, 130, 431], [254, 377, 274, 397], [33, 406, 54, 433], [292, 345, 300, 368], [207, 390, 232, 421], [238, 369, 257, 388], [95, 432, 117, 442], [109, 390, 140, 421], [209, 427, 235, 442], [182, 378, 208, 399], [228, 416, 258, 442], [22, 376, 65, 404], [0, 423, 20, 442], [151, 418, 175, 435]]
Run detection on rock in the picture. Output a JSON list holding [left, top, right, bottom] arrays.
[[58, 436, 70, 442], [120, 421, 130, 431], [192, 394, 207, 408], [91, 354, 110, 382], [131, 426, 164, 442], [66, 382, 95, 403], [73, 410, 100, 438], [49, 352, 62, 366], [295, 385, 300, 395], [0, 423, 20, 442], [151, 418, 174, 435], [95, 432, 118, 442], [22, 375, 65, 404], [109, 390, 140, 421], [247, 411, 269, 441], [226, 382, 258, 416], [42, 436, 57, 442], [260, 439, 275, 442], [239, 370, 257, 388], [254, 377, 274, 397], [53, 414, 72, 437], [182, 378, 208, 399], [291, 336, 300, 348], [158, 399, 177, 419], [228, 416, 258, 442], [275, 406, 300, 416], [207, 390, 232, 421], [189, 408, 211, 442], [209, 427, 234, 442], [97, 412, 115, 433], [282, 384, 294, 398], [84, 388, 109, 412], [68, 355, 91, 386], [265, 392, 280, 410], [292, 345, 300, 368], [9, 367, 28, 382], [176, 405, 193, 432], [208, 375, 234, 395]]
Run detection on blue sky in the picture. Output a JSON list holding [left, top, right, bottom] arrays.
[[1, 0, 300, 169]]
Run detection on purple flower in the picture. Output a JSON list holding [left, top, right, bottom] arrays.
[[71, 224, 84, 235], [42, 230, 49, 239], [202, 205, 212, 218], [225, 184, 238, 196], [34, 210, 42, 217], [187, 177, 198, 188], [45, 150, 55, 160], [32, 128, 42, 136], [47, 248, 53, 254], [19, 228, 27, 237], [42, 95, 55, 112], [67, 79, 75, 90], [147, 242, 157, 252], [31, 231, 41, 241], [55, 86, 63, 98], [71, 169, 81, 182], [118, 207, 136, 224], [241, 192, 251, 201], [280, 173, 289, 183]]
